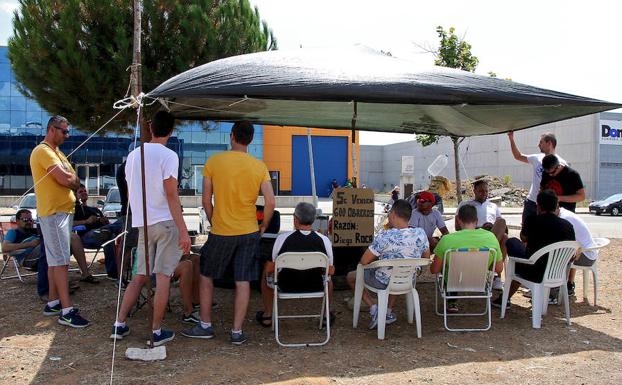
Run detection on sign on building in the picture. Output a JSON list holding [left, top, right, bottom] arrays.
[[600, 120, 622, 145], [401, 156, 415, 175], [332, 188, 374, 247]]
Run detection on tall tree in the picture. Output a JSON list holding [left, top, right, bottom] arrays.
[[416, 26, 478, 202], [8, 0, 277, 132]]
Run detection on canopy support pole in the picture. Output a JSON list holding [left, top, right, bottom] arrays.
[[306, 127, 318, 207], [351, 101, 358, 187]]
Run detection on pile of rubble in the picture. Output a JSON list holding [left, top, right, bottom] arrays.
[[430, 175, 529, 207]]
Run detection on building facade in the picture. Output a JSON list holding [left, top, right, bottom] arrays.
[[361, 112, 622, 201]]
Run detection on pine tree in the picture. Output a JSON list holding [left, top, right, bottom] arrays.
[[7, 0, 277, 132]]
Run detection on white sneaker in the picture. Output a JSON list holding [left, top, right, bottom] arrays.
[[493, 276, 503, 290]]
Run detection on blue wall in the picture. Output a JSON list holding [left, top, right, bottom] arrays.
[[291, 135, 348, 197]]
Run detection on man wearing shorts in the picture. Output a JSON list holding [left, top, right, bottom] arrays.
[[346, 199, 430, 330], [30, 115, 89, 328], [183, 121, 275, 345], [110, 111, 191, 346]]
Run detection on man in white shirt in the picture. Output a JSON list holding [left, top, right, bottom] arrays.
[[110, 111, 191, 346], [508, 131, 566, 233], [457, 179, 507, 289], [558, 207, 598, 297]]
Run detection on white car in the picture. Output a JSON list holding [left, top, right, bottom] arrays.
[[12, 193, 37, 222]]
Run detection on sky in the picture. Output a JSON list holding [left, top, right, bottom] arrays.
[[2, 0, 621, 145]]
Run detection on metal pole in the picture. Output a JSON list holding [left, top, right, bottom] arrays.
[[307, 127, 318, 207], [351, 102, 358, 188]]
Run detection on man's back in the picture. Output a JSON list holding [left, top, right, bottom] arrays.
[[125, 143, 178, 227], [558, 208, 597, 259], [433, 228, 502, 269], [203, 151, 270, 236], [524, 213, 575, 257], [273, 230, 333, 264]]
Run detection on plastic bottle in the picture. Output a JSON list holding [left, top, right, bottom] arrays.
[[427, 154, 448, 176]]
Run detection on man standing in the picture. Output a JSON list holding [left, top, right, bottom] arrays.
[[110, 111, 191, 346], [30, 115, 89, 328], [73, 184, 122, 279], [2, 209, 41, 269], [540, 154, 585, 212], [183, 121, 275, 345], [508, 131, 565, 228], [408, 191, 448, 251]]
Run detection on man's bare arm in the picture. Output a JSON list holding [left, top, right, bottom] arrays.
[[47, 165, 80, 190], [259, 180, 276, 234], [508, 131, 528, 163], [163, 177, 191, 255], [2, 238, 39, 253], [201, 176, 213, 224], [558, 188, 586, 203], [360, 248, 377, 265]]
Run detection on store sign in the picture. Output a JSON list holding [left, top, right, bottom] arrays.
[[401, 156, 415, 174], [332, 188, 374, 247], [600, 120, 622, 145]]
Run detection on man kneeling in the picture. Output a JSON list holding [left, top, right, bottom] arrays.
[[256, 202, 334, 327]]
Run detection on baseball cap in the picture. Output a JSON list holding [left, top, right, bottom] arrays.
[[417, 191, 436, 204]]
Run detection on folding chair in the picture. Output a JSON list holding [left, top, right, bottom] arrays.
[[273, 252, 331, 347], [0, 229, 37, 282], [353, 258, 431, 340], [501, 241, 581, 329], [571, 237, 610, 305], [434, 248, 496, 332], [84, 230, 127, 269]]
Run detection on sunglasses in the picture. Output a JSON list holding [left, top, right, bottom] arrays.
[[545, 165, 560, 175], [20, 217, 34, 222], [54, 126, 70, 135]]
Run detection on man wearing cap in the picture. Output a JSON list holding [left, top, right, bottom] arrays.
[[408, 191, 448, 250]]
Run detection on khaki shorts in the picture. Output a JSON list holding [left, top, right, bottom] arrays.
[[135, 220, 182, 277]]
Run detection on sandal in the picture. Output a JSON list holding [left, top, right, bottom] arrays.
[[80, 275, 100, 284], [255, 310, 272, 327]]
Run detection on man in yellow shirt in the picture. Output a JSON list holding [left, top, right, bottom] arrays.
[[183, 121, 275, 345], [29, 116, 89, 328]]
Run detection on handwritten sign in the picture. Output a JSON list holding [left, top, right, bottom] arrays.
[[332, 188, 374, 247]]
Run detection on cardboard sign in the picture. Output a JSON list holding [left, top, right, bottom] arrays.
[[332, 188, 374, 247]]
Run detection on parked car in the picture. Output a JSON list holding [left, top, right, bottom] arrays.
[[12, 193, 38, 221], [589, 193, 622, 216], [98, 187, 122, 223]]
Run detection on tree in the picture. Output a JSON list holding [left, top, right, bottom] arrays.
[[8, 0, 277, 132], [416, 26, 478, 203]]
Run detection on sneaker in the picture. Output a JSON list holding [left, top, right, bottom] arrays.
[[182, 312, 201, 324], [58, 308, 90, 328], [368, 309, 379, 330], [43, 303, 61, 316], [492, 276, 504, 290], [492, 296, 511, 309], [230, 331, 248, 345], [368, 310, 397, 329], [152, 329, 175, 347], [181, 324, 215, 339], [567, 281, 576, 296], [110, 324, 130, 340], [447, 300, 459, 313], [385, 311, 397, 325], [548, 296, 559, 305]]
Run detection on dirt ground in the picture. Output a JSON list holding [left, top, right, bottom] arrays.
[[1, 241, 622, 385]]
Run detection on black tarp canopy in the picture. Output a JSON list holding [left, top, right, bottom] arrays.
[[148, 46, 620, 136]]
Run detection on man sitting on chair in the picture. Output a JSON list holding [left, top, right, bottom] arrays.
[[2, 209, 41, 270], [408, 190, 448, 251], [346, 199, 430, 329], [431, 204, 503, 313], [492, 189, 575, 308], [255, 202, 334, 328], [73, 184, 123, 279]]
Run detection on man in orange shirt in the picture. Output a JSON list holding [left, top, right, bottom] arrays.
[[183, 121, 275, 345]]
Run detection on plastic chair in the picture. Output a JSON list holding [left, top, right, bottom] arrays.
[[352, 258, 431, 340], [434, 248, 496, 332], [0, 229, 37, 282], [273, 252, 331, 347], [500, 241, 581, 329], [572, 237, 610, 305]]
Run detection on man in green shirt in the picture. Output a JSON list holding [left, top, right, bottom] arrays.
[[431, 204, 503, 312]]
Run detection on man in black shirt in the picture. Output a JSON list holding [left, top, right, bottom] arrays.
[[493, 190, 575, 308], [255, 202, 334, 327], [73, 184, 122, 279], [540, 154, 585, 212]]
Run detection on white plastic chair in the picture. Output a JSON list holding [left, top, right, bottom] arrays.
[[352, 258, 431, 340], [572, 237, 610, 305], [273, 252, 331, 347], [501, 241, 581, 329], [434, 248, 497, 332]]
